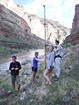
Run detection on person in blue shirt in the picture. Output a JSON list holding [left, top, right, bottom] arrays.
[[31, 52, 42, 83], [44, 45, 55, 85]]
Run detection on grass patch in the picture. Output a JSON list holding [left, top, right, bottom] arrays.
[[62, 42, 72, 48], [0, 80, 12, 91]]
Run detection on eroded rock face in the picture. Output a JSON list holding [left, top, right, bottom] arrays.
[[0, 4, 30, 37], [64, 4, 79, 45], [0, 4, 44, 50], [71, 4, 79, 35], [28, 15, 70, 44], [0, 0, 70, 44]]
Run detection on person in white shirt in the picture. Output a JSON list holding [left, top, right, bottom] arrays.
[[54, 40, 63, 80], [43, 45, 54, 85]]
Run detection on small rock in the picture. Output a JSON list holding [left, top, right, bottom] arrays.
[[20, 92, 26, 101], [25, 73, 30, 76], [6, 70, 10, 74], [24, 75, 27, 78], [7, 90, 12, 95], [65, 69, 70, 74], [20, 97, 24, 101], [63, 96, 72, 102], [68, 65, 73, 70], [65, 65, 73, 75], [30, 99, 33, 103]]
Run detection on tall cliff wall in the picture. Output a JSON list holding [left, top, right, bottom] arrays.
[[0, 0, 70, 44], [65, 4, 79, 45], [0, 3, 44, 56]]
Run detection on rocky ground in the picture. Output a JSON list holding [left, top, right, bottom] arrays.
[[0, 44, 79, 105]]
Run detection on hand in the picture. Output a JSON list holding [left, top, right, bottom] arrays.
[[40, 59, 44, 62], [55, 46, 57, 48], [11, 68, 14, 70], [15, 68, 18, 70]]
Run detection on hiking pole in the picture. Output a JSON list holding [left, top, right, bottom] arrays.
[[43, 5, 46, 70]]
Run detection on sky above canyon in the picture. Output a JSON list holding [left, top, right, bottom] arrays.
[[13, 0, 79, 28]]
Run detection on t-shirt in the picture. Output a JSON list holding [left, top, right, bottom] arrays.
[[46, 51, 54, 67], [9, 61, 21, 76], [31, 57, 38, 69], [54, 45, 63, 57]]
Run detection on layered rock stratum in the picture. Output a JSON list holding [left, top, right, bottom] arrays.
[[0, 2, 44, 56], [0, 0, 70, 44]]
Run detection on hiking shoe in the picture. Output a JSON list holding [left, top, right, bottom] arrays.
[[49, 82, 52, 85], [45, 82, 49, 84], [55, 78, 59, 81], [52, 75, 57, 79]]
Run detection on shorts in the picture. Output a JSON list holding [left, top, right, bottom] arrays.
[[11, 75, 20, 85], [32, 67, 37, 72], [50, 66, 54, 70], [47, 66, 54, 71]]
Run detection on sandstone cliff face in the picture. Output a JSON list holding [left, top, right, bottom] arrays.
[[27, 15, 70, 44], [0, 4, 30, 37], [0, 4, 44, 54], [71, 4, 79, 35], [0, 0, 70, 44], [65, 4, 79, 45]]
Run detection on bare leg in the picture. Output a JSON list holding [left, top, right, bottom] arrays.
[[49, 71, 52, 81], [16, 76, 21, 91], [17, 83, 20, 91], [44, 75, 47, 83], [32, 71, 36, 83], [43, 69, 52, 85]]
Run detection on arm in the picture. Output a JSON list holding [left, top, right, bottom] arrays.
[[18, 62, 21, 70], [9, 63, 14, 70], [9, 63, 11, 70], [15, 62, 21, 70], [35, 58, 44, 62]]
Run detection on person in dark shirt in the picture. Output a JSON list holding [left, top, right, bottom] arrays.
[[9, 56, 21, 91]]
